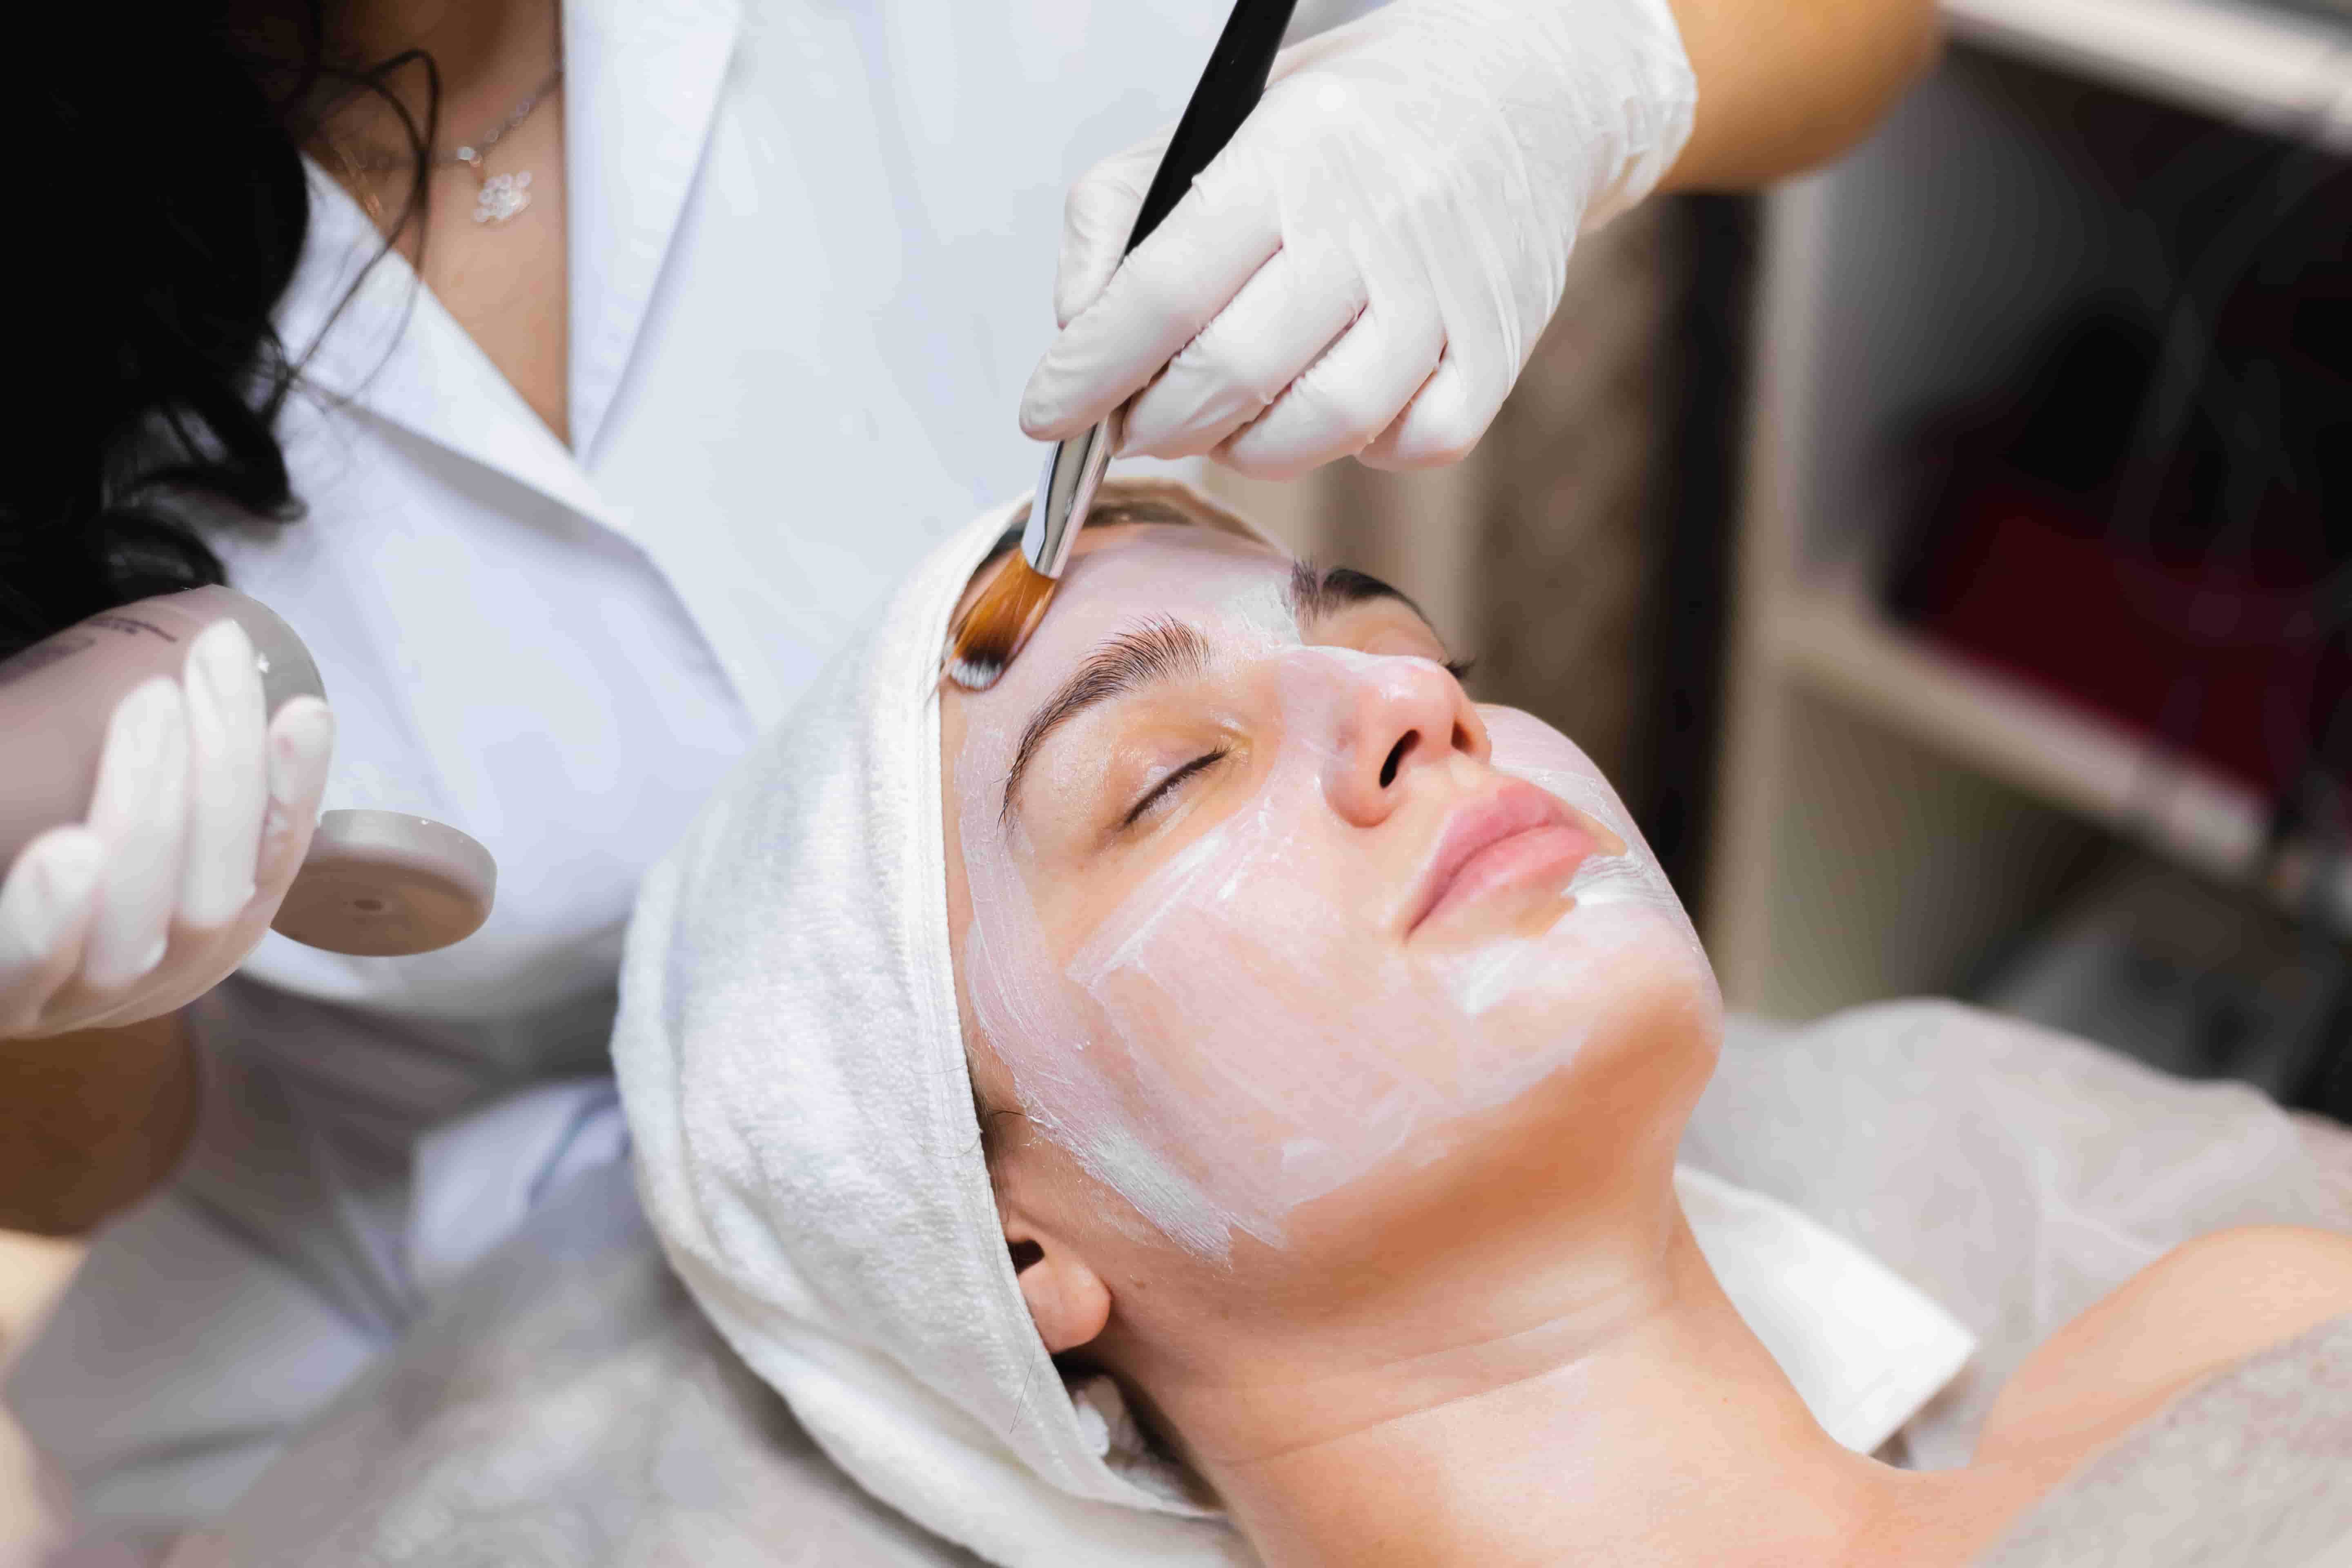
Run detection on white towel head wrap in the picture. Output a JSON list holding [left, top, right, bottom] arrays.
[[615, 485, 1260, 1567], [613, 482, 1973, 1568]]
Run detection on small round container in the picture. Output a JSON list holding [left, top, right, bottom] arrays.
[[0, 587, 497, 958], [272, 810, 498, 956]]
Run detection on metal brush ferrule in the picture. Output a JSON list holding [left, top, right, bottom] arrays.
[[1023, 414, 1118, 581]]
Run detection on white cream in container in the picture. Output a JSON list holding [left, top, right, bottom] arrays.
[[0, 586, 495, 956]]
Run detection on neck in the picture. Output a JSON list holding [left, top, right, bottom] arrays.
[[1163, 1210, 1997, 1568]]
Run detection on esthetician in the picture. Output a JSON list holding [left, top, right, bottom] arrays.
[[3, 0, 1936, 1545]]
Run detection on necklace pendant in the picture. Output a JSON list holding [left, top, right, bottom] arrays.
[[472, 169, 534, 225]]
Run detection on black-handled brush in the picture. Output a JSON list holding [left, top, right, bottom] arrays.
[[943, 0, 1301, 692]]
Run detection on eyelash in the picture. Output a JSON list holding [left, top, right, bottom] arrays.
[[1109, 654, 1466, 831], [1120, 748, 1229, 829]]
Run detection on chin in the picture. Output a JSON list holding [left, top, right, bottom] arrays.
[[1250, 943, 1722, 1291], [1441, 898, 1720, 1065]]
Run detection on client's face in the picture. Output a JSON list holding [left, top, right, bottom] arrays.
[[942, 521, 1721, 1312]]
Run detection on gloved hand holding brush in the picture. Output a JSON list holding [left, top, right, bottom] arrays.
[[1022, 0, 1936, 479]]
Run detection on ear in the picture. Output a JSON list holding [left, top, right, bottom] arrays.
[[1002, 1210, 1111, 1354]]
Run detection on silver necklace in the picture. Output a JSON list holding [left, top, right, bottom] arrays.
[[443, 66, 563, 225], [330, 65, 563, 228]]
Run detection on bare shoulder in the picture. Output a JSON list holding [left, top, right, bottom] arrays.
[[1976, 1225, 2352, 1469]]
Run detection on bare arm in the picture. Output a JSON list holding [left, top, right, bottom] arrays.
[[1662, 0, 1944, 190], [1978, 1225, 2352, 1468], [0, 1010, 198, 1235]]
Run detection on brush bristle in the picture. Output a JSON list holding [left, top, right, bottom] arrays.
[[942, 555, 1058, 691]]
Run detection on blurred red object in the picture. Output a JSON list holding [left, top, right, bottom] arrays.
[[1889, 261, 2350, 804], [1894, 474, 2333, 798]]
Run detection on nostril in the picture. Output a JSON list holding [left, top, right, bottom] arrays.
[[1380, 733, 1417, 788]]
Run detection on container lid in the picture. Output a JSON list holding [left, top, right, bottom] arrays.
[[273, 810, 498, 956]]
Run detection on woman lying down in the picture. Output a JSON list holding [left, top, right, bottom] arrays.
[[614, 481, 2352, 1568]]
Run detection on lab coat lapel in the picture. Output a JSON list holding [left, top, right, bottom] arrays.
[[565, 0, 743, 463], [280, 163, 630, 539]]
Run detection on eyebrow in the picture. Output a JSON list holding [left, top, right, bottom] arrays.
[[1001, 618, 1212, 826], [1287, 559, 1432, 627], [994, 562, 1440, 826]]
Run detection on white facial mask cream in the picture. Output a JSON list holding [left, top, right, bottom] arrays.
[[956, 533, 1710, 1260]]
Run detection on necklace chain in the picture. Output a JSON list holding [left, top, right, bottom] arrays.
[[327, 65, 564, 179], [323, 59, 563, 227], [443, 66, 564, 170]]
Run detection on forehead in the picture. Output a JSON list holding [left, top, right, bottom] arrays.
[[951, 523, 1294, 716], [975, 521, 1285, 617]]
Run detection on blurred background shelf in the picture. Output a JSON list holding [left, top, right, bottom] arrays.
[[1775, 563, 2268, 881], [1707, 0, 2352, 1021], [1945, 0, 2352, 141]]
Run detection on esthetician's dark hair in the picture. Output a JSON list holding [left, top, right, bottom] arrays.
[[2, 2, 434, 660]]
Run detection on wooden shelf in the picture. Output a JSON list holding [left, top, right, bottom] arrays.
[[1770, 568, 2269, 882], [1707, 11, 2352, 1014], [1944, 0, 2352, 143]]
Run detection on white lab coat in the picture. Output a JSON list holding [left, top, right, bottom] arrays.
[[6, 0, 1274, 1533]]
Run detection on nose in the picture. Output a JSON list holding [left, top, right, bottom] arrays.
[[1319, 655, 1488, 827]]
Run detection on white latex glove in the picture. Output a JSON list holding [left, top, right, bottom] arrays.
[[1021, 0, 1696, 479], [0, 619, 335, 1040]]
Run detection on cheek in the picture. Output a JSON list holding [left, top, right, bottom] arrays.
[[963, 735, 1424, 1261], [1479, 708, 1639, 842]]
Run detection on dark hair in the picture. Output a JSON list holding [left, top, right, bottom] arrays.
[[5, 4, 432, 660]]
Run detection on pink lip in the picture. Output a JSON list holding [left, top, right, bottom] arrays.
[[1403, 780, 1598, 937]]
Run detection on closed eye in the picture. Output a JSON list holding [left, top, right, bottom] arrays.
[[1120, 748, 1229, 829]]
